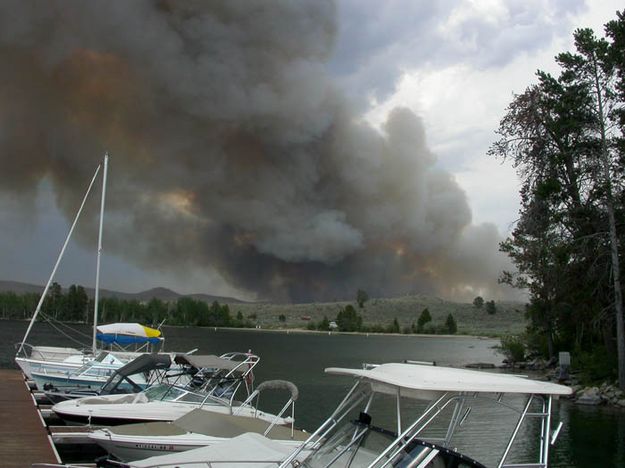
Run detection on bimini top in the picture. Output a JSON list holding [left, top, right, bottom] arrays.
[[174, 354, 246, 373], [96, 323, 163, 345], [113, 353, 172, 377], [326, 363, 572, 399]]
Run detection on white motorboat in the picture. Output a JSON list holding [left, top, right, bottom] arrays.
[[31, 350, 131, 390], [117, 362, 572, 468], [52, 352, 265, 426], [43, 353, 180, 404], [89, 380, 305, 462], [26, 323, 165, 389]]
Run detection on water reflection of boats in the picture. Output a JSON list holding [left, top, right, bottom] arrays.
[[52, 352, 267, 426], [121, 362, 572, 468], [89, 380, 305, 462]]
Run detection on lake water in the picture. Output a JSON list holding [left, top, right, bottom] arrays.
[[2, 320, 624, 466]]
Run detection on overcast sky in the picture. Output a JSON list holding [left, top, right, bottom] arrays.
[[1, 0, 622, 300]]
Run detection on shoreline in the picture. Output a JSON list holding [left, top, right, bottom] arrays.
[[170, 324, 497, 340], [1, 318, 498, 340]]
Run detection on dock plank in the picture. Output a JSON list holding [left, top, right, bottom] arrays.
[[0, 369, 59, 467]]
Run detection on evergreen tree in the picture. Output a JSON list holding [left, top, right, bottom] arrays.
[[445, 314, 457, 334], [490, 10, 625, 386], [336, 305, 362, 332], [356, 289, 369, 308], [416, 308, 432, 333]]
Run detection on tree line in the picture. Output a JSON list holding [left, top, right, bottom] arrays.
[[491, 11, 625, 386], [306, 304, 458, 335], [0, 282, 252, 328]]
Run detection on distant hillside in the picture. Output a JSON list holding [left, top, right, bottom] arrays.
[[0, 280, 526, 336], [0, 280, 247, 304], [228, 294, 528, 337]]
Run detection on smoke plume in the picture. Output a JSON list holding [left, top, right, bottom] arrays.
[[0, 0, 513, 302]]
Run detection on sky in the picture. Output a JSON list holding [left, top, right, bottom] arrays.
[[0, 0, 622, 302]]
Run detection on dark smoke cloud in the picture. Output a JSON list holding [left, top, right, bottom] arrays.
[[0, 0, 513, 302]]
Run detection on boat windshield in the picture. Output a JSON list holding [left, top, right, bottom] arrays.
[[93, 352, 126, 366], [389, 439, 486, 468], [303, 412, 396, 468], [143, 384, 186, 401]]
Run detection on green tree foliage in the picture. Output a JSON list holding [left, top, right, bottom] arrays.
[[356, 289, 369, 308], [499, 335, 526, 365], [445, 314, 457, 334], [318, 316, 330, 331], [205, 301, 232, 327], [0, 284, 242, 329], [490, 10, 625, 386], [416, 308, 432, 332], [278, 314, 286, 322], [485, 301, 497, 315], [387, 317, 400, 334], [66, 285, 88, 322], [472, 296, 484, 309], [336, 305, 362, 332], [146, 298, 168, 325], [0, 292, 38, 320]]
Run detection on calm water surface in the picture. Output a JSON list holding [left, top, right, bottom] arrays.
[[2, 320, 624, 467]]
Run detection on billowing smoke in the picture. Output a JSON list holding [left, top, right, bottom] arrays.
[[0, 0, 513, 302]]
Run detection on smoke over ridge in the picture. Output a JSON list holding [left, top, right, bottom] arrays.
[[0, 0, 512, 302]]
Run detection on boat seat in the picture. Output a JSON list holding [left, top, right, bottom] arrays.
[[77, 394, 139, 405], [106, 408, 309, 441], [178, 408, 310, 441]]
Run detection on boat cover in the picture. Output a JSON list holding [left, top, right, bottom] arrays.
[[113, 353, 172, 377], [105, 408, 309, 441], [130, 432, 295, 467], [326, 363, 573, 399], [96, 323, 163, 345], [174, 354, 245, 373]]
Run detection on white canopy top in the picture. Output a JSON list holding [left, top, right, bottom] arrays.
[[326, 363, 572, 398], [130, 432, 292, 467]]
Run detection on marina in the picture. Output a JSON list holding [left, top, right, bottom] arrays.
[[1, 322, 625, 467], [0, 352, 574, 468]]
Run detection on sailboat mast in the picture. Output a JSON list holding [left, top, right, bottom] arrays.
[[92, 153, 109, 355], [17, 163, 102, 356]]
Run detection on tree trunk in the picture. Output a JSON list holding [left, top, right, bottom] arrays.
[[592, 53, 625, 390]]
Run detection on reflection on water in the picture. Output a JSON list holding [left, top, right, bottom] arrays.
[[2, 320, 624, 467]]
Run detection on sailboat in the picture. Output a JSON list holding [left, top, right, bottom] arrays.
[[14, 155, 161, 383]]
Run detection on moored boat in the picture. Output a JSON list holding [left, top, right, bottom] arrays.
[[52, 352, 263, 426], [89, 380, 304, 462], [43, 353, 179, 404], [28, 323, 165, 390], [117, 362, 572, 468]]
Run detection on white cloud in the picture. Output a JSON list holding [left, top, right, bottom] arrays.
[[357, 0, 623, 236]]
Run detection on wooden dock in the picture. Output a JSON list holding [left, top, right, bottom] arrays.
[[0, 369, 60, 467]]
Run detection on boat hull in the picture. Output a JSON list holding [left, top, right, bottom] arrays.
[[53, 398, 282, 427]]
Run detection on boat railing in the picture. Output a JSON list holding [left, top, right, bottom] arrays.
[[278, 381, 370, 467], [235, 379, 299, 438], [196, 352, 260, 408], [15, 343, 86, 362]]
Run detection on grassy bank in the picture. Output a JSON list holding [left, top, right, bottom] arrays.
[[228, 295, 526, 337]]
